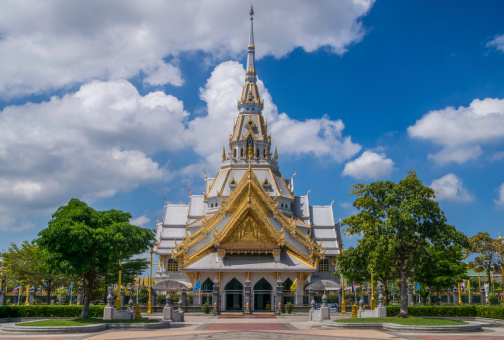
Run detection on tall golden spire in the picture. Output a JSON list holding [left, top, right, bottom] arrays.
[[222, 146, 226, 161]]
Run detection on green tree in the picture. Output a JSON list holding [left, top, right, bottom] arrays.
[[336, 233, 398, 305], [469, 232, 499, 292], [411, 244, 467, 304], [97, 258, 149, 301], [343, 171, 468, 315], [37, 199, 154, 317], [2, 241, 67, 304], [335, 244, 370, 285]]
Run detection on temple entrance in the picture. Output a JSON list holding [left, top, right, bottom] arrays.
[[224, 278, 243, 311], [253, 278, 273, 311]]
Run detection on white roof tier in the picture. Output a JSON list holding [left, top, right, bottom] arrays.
[[310, 205, 335, 226], [205, 168, 292, 199], [163, 205, 189, 225]]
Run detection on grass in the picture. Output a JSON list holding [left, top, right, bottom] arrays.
[[334, 316, 468, 326], [16, 318, 158, 327]]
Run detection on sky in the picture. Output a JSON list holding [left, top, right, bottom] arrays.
[[1, 1, 504, 272]]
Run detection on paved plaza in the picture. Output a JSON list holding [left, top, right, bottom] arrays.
[[2, 314, 504, 340]]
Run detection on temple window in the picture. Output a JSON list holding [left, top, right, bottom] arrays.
[[318, 258, 329, 272], [167, 259, 179, 272]]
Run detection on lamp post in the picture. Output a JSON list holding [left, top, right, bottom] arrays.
[[499, 233, 504, 297], [341, 276, 346, 314], [116, 251, 122, 310], [458, 282, 462, 306], [370, 272, 375, 310], [148, 246, 153, 314]]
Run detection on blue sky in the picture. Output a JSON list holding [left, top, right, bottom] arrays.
[[1, 1, 504, 269]]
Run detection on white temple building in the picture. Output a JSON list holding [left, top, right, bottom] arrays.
[[154, 6, 343, 312]]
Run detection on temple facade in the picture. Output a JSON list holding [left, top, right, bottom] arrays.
[[154, 6, 343, 312]]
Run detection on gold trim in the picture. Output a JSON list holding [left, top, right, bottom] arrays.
[[217, 170, 231, 196], [205, 169, 226, 198]]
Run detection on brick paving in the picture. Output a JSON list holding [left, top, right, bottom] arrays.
[[204, 322, 288, 330], [2, 314, 504, 340]]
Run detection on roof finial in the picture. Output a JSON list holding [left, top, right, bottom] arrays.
[[249, 4, 254, 18]]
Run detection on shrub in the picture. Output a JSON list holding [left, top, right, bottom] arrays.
[[0, 305, 104, 318], [156, 295, 166, 305], [138, 295, 148, 304], [202, 302, 211, 314], [488, 293, 499, 305], [386, 305, 504, 320], [285, 302, 294, 314]]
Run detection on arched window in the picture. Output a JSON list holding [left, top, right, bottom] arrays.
[[224, 278, 243, 291], [167, 259, 179, 272], [201, 278, 213, 292], [253, 278, 273, 291], [318, 258, 329, 272], [282, 278, 293, 291]]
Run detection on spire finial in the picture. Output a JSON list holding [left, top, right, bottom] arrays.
[[249, 4, 254, 18]]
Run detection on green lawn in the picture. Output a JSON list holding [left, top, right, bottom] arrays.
[[334, 316, 467, 326], [16, 318, 158, 327]]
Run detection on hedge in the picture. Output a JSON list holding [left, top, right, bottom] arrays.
[[387, 305, 504, 319], [0, 305, 104, 318]]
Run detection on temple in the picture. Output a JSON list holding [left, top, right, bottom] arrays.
[[154, 6, 343, 312]]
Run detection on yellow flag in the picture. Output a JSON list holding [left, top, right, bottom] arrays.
[[467, 280, 470, 291], [290, 278, 298, 292]]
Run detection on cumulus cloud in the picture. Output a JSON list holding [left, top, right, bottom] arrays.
[[0, 61, 361, 232], [495, 183, 504, 206], [130, 215, 151, 227], [429, 173, 473, 202], [187, 61, 361, 169], [408, 98, 504, 164], [342, 151, 395, 180], [144, 61, 184, 87], [0, 0, 373, 97], [0, 80, 188, 230], [487, 34, 504, 53]]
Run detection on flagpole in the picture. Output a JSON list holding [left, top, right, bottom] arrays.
[[18, 286, 21, 305]]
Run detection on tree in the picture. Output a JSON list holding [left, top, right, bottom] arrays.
[[37, 199, 154, 318], [2, 241, 67, 304], [335, 244, 370, 285], [98, 258, 149, 301], [337, 232, 398, 305], [469, 232, 499, 292], [343, 171, 468, 315], [411, 244, 467, 304]]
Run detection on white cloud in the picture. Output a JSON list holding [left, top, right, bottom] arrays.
[[342, 151, 395, 180], [429, 173, 473, 202], [0, 80, 187, 231], [130, 215, 151, 227], [0, 0, 373, 97], [487, 34, 504, 53], [495, 183, 504, 206], [144, 61, 184, 87], [408, 98, 504, 164], [187, 61, 361, 170], [0, 61, 361, 232]]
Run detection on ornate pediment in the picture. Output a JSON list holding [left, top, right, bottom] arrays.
[[221, 214, 277, 248], [172, 163, 322, 269]]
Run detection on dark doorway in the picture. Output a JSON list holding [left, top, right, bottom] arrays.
[[224, 278, 243, 311], [253, 278, 273, 311], [201, 278, 213, 305]]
